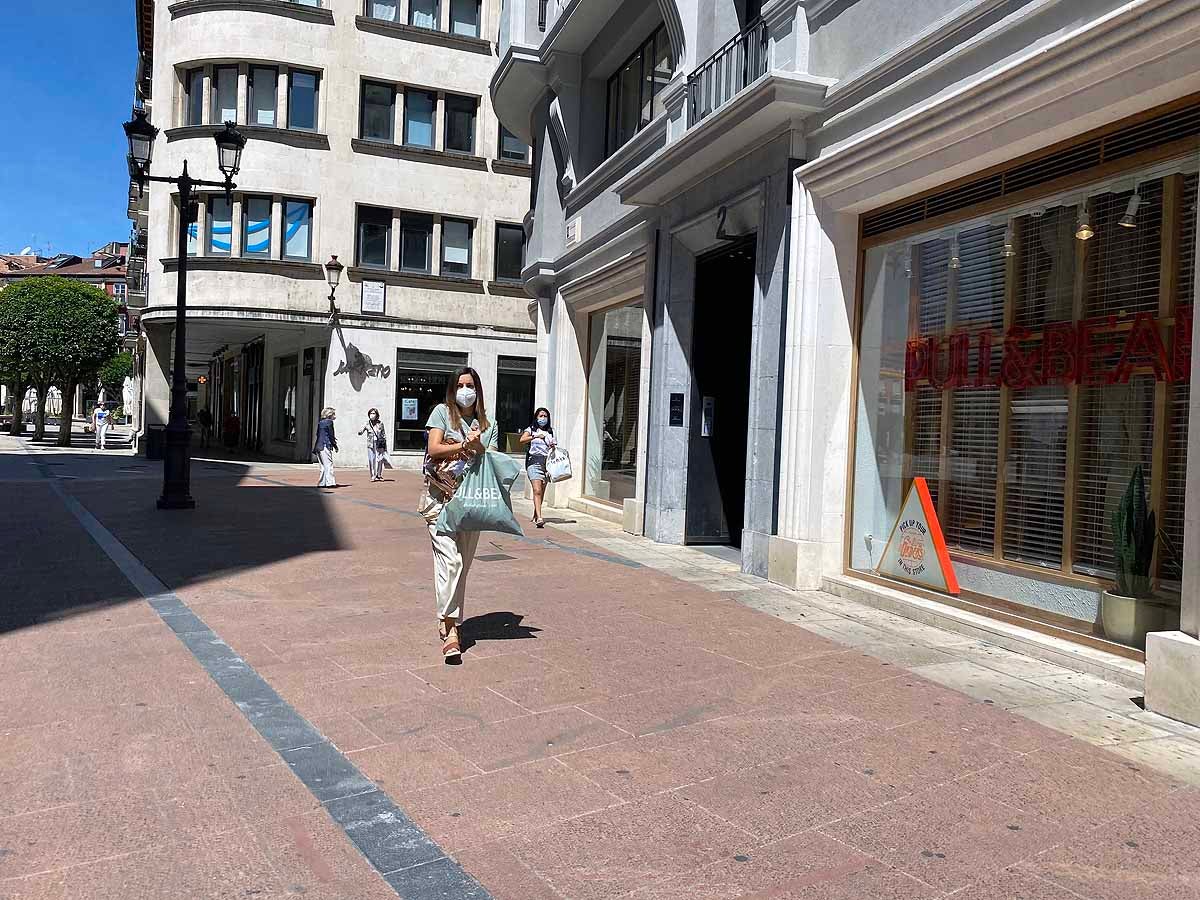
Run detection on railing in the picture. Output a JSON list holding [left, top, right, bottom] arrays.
[[687, 19, 769, 125]]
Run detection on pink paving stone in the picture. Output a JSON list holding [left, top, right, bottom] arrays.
[[819, 782, 1064, 893], [509, 794, 758, 900], [953, 867, 1102, 899], [352, 686, 529, 742], [439, 707, 629, 772], [347, 734, 484, 794], [625, 833, 937, 900], [251, 809, 381, 891], [959, 740, 1182, 829], [578, 676, 752, 736], [812, 673, 977, 730], [408, 651, 569, 694], [400, 758, 619, 852], [792, 648, 911, 687], [274, 669, 433, 719], [453, 843, 565, 900]]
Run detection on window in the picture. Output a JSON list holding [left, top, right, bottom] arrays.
[[496, 356, 536, 451], [409, 0, 438, 29], [404, 89, 435, 148], [288, 70, 319, 131], [242, 196, 272, 258], [441, 218, 472, 277], [180, 198, 198, 256], [250, 66, 277, 127], [449, 0, 480, 36], [605, 25, 671, 157], [849, 163, 1199, 641], [400, 214, 433, 273], [275, 355, 299, 442], [284, 199, 313, 261], [356, 206, 392, 268], [444, 94, 477, 154], [212, 66, 238, 125], [394, 349, 468, 451], [367, 0, 398, 19], [207, 196, 232, 256], [587, 303, 643, 503], [113, 282, 127, 303], [495, 223, 524, 281], [116, 313, 128, 336], [499, 125, 528, 163], [185, 68, 205, 126], [361, 81, 395, 142]]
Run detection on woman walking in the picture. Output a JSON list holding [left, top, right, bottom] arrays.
[[519, 407, 556, 528], [420, 367, 496, 661], [314, 407, 339, 488], [359, 408, 388, 482]]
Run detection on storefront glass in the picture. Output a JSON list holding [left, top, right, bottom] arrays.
[[587, 303, 643, 504], [851, 160, 1197, 623], [393, 349, 468, 452], [274, 355, 298, 443], [495, 356, 536, 454]]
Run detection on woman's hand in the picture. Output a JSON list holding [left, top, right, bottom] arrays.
[[464, 425, 485, 455]]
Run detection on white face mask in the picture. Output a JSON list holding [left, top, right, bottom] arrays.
[[455, 387, 477, 409]]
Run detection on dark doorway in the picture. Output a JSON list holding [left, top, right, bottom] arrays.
[[686, 236, 756, 547]]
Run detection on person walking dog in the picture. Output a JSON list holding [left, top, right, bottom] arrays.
[[314, 407, 339, 488], [519, 407, 556, 528], [419, 367, 496, 661], [359, 408, 389, 482]]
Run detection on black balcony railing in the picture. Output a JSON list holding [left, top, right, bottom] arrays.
[[687, 19, 769, 125]]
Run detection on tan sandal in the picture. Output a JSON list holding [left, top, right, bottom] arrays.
[[440, 623, 461, 661]]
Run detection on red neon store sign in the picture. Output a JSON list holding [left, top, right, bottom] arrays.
[[905, 308, 1193, 392]]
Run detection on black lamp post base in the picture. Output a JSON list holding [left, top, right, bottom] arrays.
[[157, 495, 197, 510]]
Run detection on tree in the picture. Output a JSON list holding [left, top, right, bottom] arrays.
[[0, 285, 32, 436], [0, 277, 120, 444], [99, 351, 134, 403]]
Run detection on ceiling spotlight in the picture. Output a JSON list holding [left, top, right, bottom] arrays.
[[1075, 201, 1094, 241], [1002, 221, 1016, 258], [948, 238, 961, 270], [903, 253, 912, 278], [1119, 189, 1142, 228]]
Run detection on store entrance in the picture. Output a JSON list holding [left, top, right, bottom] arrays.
[[685, 236, 756, 547]]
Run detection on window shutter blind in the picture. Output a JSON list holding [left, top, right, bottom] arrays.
[[1004, 386, 1069, 568], [910, 240, 950, 509], [1084, 180, 1163, 318], [953, 223, 1006, 328], [1014, 207, 1076, 328]]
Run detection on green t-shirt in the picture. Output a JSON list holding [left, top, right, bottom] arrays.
[[425, 403, 498, 449]]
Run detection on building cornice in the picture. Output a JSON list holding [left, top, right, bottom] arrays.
[[355, 15, 492, 54], [168, 0, 334, 25], [159, 257, 324, 279], [797, 0, 1200, 211], [166, 124, 330, 151], [351, 139, 488, 171]]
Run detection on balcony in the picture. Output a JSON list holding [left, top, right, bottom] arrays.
[[687, 19, 768, 126]]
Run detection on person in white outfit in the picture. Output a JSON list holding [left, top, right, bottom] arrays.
[[313, 407, 338, 488], [359, 408, 389, 482], [92, 403, 110, 450]]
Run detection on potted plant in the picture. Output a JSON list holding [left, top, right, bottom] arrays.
[[1100, 464, 1181, 650]]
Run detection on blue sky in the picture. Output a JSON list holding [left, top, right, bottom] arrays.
[[0, 4, 136, 257]]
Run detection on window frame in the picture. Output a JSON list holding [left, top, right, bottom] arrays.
[[364, 0, 399, 19], [443, 93, 478, 155], [498, 124, 529, 163], [604, 24, 670, 159], [287, 68, 320, 132], [283, 198, 314, 262], [408, 0, 439, 29], [360, 79, 396, 143], [184, 67, 205, 127], [440, 217, 474, 278], [403, 88, 437, 149], [399, 213, 434, 274], [448, 0, 481, 37], [356, 205, 393, 269], [241, 195, 273, 258], [211, 65, 239, 125], [494, 222, 525, 282], [206, 195, 233, 257], [249, 65, 279, 128]]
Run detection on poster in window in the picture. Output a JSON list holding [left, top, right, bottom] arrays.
[[361, 280, 386, 315], [877, 477, 960, 595], [401, 398, 419, 421]]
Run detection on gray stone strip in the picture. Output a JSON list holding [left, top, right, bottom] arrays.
[[48, 481, 492, 899], [249, 474, 642, 569]]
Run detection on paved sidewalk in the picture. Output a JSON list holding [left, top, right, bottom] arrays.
[[2, 454, 1199, 899]]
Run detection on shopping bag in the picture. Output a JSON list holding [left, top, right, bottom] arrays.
[[546, 448, 573, 483], [436, 450, 524, 536]]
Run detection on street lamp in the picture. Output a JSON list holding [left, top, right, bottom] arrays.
[[123, 108, 248, 509], [324, 254, 344, 325]]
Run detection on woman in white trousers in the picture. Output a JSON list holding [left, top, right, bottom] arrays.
[[314, 407, 338, 488], [359, 408, 388, 482]]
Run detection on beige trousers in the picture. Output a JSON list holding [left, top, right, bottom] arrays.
[[427, 522, 481, 623]]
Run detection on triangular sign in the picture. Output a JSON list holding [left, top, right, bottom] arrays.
[[876, 477, 960, 595]]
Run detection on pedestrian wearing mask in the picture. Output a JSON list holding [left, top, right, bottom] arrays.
[[419, 367, 497, 661], [519, 407, 556, 528], [314, 407, 339, 488], [359, 408, 388, 482]]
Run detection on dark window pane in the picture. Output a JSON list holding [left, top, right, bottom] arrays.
[[212, 66, 237, 124], [618, 55, 640, 148], [361, 81, 394, 141], [208, 196, 232, 256], [250, 66, 277, 126], [449, 0, 479, 36], [289, 71, 318, 131], [500, 125, 527, 162], [606, 76, 620, 156], [410, 0, 437, 28], [186, 68, 204, 126], [495, 224, 524, 281], [441, 218, 472, 276], [444, 94, 477, 153], [400, 214, 432, 272], [357, 206, 391, 268]]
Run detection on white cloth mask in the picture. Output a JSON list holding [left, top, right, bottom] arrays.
[[455, 387, 477, 409]]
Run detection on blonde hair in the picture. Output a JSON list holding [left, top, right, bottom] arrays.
[[321, 407, 335, 419]]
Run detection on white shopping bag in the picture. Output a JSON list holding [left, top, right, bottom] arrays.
[[546, 448, 573, 483]]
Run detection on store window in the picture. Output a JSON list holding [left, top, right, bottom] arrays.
[[288, 70, 319, 131], [605, 25, 671, 158], [587, 303, 643, 504], [242, 196, 272, 257], [444, 94, 477, 154], [284, 199, 313, 261], [212, 66, 238, 124], [275, 355, 299, 442], [394, 349, 467, 451], [356, 206, 391, 268], [851, 162, 1198, 623], [404, 89, 435, 148], [249, 66, 277, 127], [496, 356, 536, 454], [361, 81, 395, 142]]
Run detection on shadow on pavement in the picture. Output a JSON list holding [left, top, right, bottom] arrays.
[[461, 611, 542, 654]]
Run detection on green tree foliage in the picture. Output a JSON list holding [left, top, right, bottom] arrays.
[[99, 351, 135, 400], [0, 277, 121, 444]]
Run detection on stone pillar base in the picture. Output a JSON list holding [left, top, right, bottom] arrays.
[[767, 535, 828, 590], [622, 499, 644, 535], [742, 530, 771, 578], [1146, 631, 1200, 727]]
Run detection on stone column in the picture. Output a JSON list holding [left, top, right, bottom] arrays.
[[1146, 164, 1200, 725], [142, 324, 173, 434], [543, 290, 587, 509], [768, 171, 857, 589]]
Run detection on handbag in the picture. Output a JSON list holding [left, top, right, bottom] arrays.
[[436, 450, 524, 536], [546, 447, 573, 483]]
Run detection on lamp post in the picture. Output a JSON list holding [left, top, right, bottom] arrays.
[[123, 109, 247, 509], [324, 254, 344, 324]]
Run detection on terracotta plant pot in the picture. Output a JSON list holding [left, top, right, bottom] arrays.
[[1100, 590, 1181, 650]]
